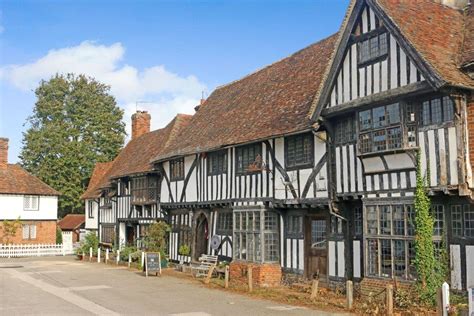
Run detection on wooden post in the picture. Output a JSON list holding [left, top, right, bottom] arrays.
[[89, 247, 92, 261], [97, 248, 101, 263], [248, 266, 253, 293], [386, 284, 393, 316], [82, 251, 85, 261], [128, 254, 131, 268], [116, 250, 120, 265], [224, 266, 229, 289], [141, 251, 145, 268], [346, 280, 353, 309], [310, 279, 319, 300], [105, 249, 109, 264], [204, 265, 215, 284]]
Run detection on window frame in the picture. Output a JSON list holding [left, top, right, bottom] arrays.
[[207, 150, 228, 176], [420, 95, 455, 129], [216, 211, 233, 235], [88, 200, 94, 218], [235, 143, 262, 175], [284, 132, 314, 170], [357, 31, 389, 66], [170, 158, 185, 182], [22, 224, 37, 240], [24, 195, 40, 211], [131, 175, 158, 203]]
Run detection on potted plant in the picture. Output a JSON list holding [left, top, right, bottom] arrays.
[[177, 244, 190, 271]]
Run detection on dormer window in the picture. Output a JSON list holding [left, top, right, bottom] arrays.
[[358, 32, 388, 65]]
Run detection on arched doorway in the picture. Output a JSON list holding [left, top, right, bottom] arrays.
[[194, 213, 209, 260]]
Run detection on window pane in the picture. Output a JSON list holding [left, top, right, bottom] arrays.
[[264, 233, 279, 262], [311, 220, 326, 249], [443, 96, 454, 122], [379, 33, 388, 55], [359, 133, 372, 154], [423, 101, 431, 125], [369, 36, 379, 59], [464, 205, 474, 237], [393, 205, 405, 235], [406, 104, 417, 123], [387, 127, 402, 149], [451, 205, 462, 237], [431, 99, 442, 124], [407, 126, 417, 147], [372, 106, 386, 128], [380, 205, 392, 235], [367, 206, 377, 234], [386, 103, 400, 124], [408, 241, 417, 280], [432, 205, 444, 236], [406, 205, 415, 236], [367, 239, 379, 276], [394, 240, 406, 278], [373, 130, 387, 151], [354, 207, 363, 236], [359, 110, 372, 130], [381, 239, 392, 277]]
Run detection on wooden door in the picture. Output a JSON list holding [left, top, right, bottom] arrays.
[[305, 216, 328, 280]]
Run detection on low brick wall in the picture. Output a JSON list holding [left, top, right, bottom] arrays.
[[230, 261, 282, 287], [360, 277, 413, 300], [0, 220, 56, 244]]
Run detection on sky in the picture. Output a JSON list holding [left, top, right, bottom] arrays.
[[0, 0, 349, 163]]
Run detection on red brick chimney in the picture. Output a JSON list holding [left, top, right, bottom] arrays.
[[131, 111, 151, 140], [0, 138, 8, 170]]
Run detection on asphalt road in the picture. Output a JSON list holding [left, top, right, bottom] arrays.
[[0, 256, 347, 315]]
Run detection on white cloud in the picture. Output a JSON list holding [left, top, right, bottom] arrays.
[[0, 41, 207, 135]]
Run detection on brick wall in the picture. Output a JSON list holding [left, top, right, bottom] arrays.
[[131, 111, 151, 140], [360, 277, 413, 300], [230, 261, 282, 287], [0, 220, 57, 244], [0, 137, 8, 170]]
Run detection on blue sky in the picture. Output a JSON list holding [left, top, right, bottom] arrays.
[[0, 0, 349, 163]]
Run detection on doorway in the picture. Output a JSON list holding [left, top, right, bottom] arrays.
[[126, 224, 136, 246], [194, 213, 209, 260], [305, 215, 328, 281]]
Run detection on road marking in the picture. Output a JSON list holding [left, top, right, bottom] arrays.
[[266, 306, 307, 311], [69, 285, 111, 291], [6, 269, 119, 316]]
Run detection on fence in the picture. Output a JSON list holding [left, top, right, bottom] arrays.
[[0, 244, 75, 258]]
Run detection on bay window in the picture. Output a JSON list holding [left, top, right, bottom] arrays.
[[233, 209, 279, 263]]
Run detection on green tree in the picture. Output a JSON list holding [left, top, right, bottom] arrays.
[[56, 226, 63, 244], [20, 74, 126, 217], [414, 151, 446, 305], [143, 221, 170, 253], [0, 218, 21, 244]]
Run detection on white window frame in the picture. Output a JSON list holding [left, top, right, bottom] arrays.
[[24, 195, 39, 211], [22, 224, 37, 240]]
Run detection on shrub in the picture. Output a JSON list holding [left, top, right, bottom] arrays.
[[56, 227, 63, 244], [76, 232, 99, 255], [178, 244, 190, 256]]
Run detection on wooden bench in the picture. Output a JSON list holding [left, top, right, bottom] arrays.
[[191, 254, 218, 278]]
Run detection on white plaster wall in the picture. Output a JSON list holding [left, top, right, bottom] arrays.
[[85, 199, 98, 230], [0, 194, 57, 220]]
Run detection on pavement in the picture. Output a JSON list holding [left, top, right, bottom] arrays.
[[0, 256, 348, 315]]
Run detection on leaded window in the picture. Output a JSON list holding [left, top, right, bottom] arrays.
[[285, 133, 314, 169], [101, 226, 115, 244], [335, 117, 356, 144], [24, 195, 39, 211], [432, 204, 444, 237], [22, 224, 36, 240], [88, 200, 94, 218], [131, 176, 158, 203], [236, 143, 262, 174], [216, 212, 232, 235], [208, 150, 227, 176], [365, 204, 417, 280], [358, 103, 401, 154], [311, 220, 326, 249], [451, 205, 463, 237], [287, 215, 303, 238], [450, 204, 474, 238], [422, 96, 455, 126], [170, 158, 185, 181], [358, 32, 389, 64], [233, 210, 279, 263], [354, 207, 363, 236]]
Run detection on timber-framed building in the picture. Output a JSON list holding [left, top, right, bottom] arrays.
[[83, 0, 474, 291]]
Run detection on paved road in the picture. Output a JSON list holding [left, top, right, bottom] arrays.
[[0, 256, 347, 315]]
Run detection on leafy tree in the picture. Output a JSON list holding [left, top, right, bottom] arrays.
[[20, 74, 126, 217], [414, 151, 446, 305], [0, 218, 21, 244], [143, 221, 170, 254]]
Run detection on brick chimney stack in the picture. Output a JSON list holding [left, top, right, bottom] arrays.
[[0, 138, 9, 170], [131, 111, 151, 140]]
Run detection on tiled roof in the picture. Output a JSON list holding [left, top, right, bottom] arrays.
[[153, 34, 338, 161], [109, 114, 192, 180], [460, 3, 474, 67], [0, 164, 60, 196], [376, 0, 474, 89], [58, 214, 85, 230], [80, 162, 113, 199]]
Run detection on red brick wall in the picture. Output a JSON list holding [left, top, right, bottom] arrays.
[[0, 137, 8, 170], [230, 261, 282, 287], [360, 278, 413, 299], [131, 111, 151, 140], [0, 220, 57, 244]]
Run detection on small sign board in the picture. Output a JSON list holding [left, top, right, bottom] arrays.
[[144, 252, 161, 277]]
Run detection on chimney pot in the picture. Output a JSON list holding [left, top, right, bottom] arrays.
[[131, 111, 151, 139], [0, 138, 9, 170]]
